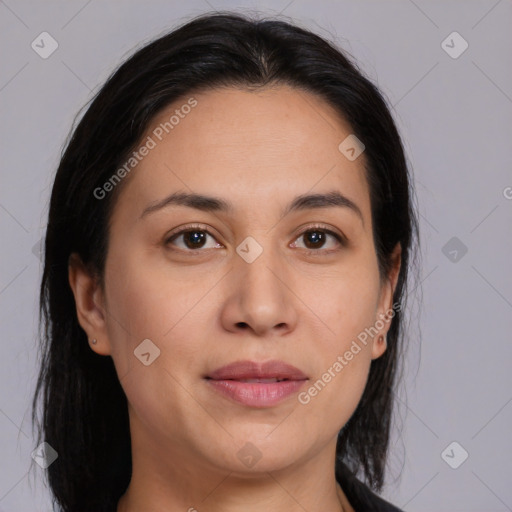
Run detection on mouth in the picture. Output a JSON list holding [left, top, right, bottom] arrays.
[[213, 377, 290, 383], [206, 359, 308, 381], [204, 360, 308, 407]]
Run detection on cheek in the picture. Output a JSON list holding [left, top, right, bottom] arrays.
[[299, 321, 374, 436], [102, 248, 209, 378], [296, 255, 380, 423], [102, 252, 212, 441], [303, 254, 381, 347]]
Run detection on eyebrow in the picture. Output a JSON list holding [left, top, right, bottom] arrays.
[[139, 190, 364, 224]]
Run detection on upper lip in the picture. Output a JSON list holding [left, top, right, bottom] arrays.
[[206, 360, 308, 381]]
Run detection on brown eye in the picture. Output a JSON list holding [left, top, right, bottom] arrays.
[[291, 227, 344, 253], [166, 226, 222, 252], [303, 230, 327, 249]]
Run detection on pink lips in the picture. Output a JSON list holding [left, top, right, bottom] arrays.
[[205, 360, 308, 407]]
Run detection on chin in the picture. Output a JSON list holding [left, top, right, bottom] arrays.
[[206, 432, 308, 475]]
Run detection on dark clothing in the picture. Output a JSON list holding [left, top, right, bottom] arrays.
[[337, 464, 405, 512]]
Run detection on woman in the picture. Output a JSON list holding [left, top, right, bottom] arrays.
[[32, 11, 419, 512]]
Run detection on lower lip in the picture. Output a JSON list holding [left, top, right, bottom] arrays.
[[206, 379, 308, 407]]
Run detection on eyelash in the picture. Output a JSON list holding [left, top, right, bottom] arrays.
[[164, 223, 346, 255]]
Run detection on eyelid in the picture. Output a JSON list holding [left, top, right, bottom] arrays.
[[164, 223, 222, 247], [164, 222, 347, 253], [290, 223, 347, 253]]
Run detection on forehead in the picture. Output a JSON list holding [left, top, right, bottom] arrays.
[[112, 85, 371, 223]]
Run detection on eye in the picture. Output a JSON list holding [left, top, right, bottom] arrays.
[[164, 224, 345, 255], [165, 224, 222, 252], [290, 225, 345, 254]]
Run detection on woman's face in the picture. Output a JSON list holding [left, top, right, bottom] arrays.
[[72, 85, 400, 477]]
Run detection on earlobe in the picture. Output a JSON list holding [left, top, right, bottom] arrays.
[[68, 253, 111, 356], [371, 334, 387, 360]]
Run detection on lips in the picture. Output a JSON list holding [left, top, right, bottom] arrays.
[[205, 360, 308, 407], [206, 359, 308, 381]]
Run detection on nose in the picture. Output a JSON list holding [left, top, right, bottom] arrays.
[[220, 248, 298, 337]]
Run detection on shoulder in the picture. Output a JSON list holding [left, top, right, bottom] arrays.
[[347, 485, 405, 512], [336, 463, 405, 512]]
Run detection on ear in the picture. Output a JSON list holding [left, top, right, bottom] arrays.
[[68, 253, 112, 356], [371, 243, 402, 360]]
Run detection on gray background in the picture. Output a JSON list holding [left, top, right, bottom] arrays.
[[1, 1, 511, 511]]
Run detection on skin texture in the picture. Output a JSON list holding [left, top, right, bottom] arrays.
[[69, 85, 401, 512]]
